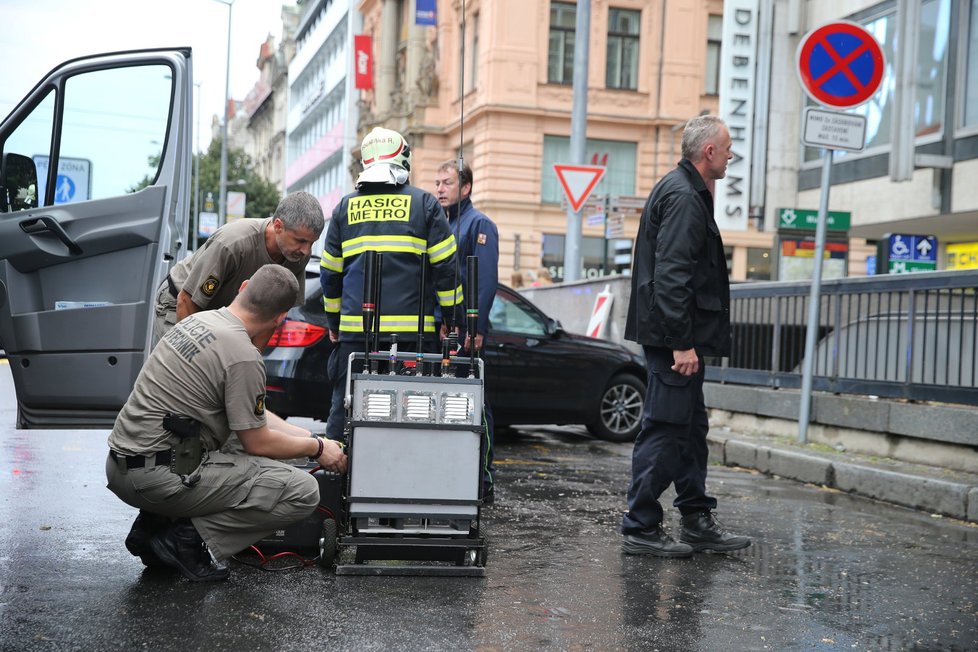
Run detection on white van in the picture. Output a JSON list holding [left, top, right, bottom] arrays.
[[0, 49, 193, 428]]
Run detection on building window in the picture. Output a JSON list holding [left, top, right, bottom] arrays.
[[606, 8, 640, 90], [746, 248, 771, 280], [705, 15, 722, 95], [541, 135, 637, 203], [804, 0, 950, 161], [548, 2, 576, 84], [468, 12, 480, 92], [542, 234, 634, 281], [965, 0, 978, 127]]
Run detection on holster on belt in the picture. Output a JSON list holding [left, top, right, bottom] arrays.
[[163, 413, 204, 482]]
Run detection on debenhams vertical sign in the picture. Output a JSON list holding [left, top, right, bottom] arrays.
[[715, 0, 758, 232]]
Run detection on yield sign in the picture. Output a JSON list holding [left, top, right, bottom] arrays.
[[796, 21, 885, 109], [554, 164, 605, 213]]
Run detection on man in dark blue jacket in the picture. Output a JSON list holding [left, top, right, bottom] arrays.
[[621, 115, 751, 557], [435, 160, 499, 502]]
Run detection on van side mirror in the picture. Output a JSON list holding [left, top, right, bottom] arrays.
[[0, 153, 39, 212]]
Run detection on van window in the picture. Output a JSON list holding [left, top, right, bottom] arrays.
[[2, 63, 172, 209]]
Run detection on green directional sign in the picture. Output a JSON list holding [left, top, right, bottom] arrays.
[[778, 208, 851, 231]]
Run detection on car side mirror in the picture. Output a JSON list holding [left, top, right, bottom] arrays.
[[0, 153, 39, 212], [545, 318, 563, 336]]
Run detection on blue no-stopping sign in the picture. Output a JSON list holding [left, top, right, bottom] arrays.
[[797, 21, 885, 109]]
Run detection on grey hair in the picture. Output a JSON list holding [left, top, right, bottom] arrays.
[[238, 264, 299, 320], [274, 191, 325, 235], [681, 116, 726, 162]]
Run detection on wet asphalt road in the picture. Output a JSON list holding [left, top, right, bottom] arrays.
[[1, 362, 976, 651]]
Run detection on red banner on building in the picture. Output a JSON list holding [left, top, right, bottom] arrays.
[[354, 35, 373, 90]]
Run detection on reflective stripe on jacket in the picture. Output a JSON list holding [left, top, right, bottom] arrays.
[[320, 184, 463, 341]]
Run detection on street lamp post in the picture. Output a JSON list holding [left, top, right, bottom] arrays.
[[214, 0, 234, 227]]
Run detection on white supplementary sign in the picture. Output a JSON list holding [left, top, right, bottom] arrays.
[[802, 108, 867, 152], [227, 191, 247, 219], [715, 0, 759, 232], [198, 211, 219, 237]]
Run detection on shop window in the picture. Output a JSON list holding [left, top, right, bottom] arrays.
[[746, 247, 771, 280], [541, 233, 634, 281], [965, 0, 978, 127]]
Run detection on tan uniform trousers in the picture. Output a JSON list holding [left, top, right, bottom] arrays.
[[106, 449, 319, 561]]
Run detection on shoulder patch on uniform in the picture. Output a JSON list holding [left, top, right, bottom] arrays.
[[201, 276, 220, 297], [254, 394, 266, 417], [477, 233, 487, 245]]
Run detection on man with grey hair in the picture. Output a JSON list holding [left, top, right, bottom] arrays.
[[108, 264, 347, 582], [152, 190, 325, 347], [620, 115, 751, 557]]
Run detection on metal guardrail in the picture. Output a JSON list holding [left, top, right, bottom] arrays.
[[707, 270, 978, 407]]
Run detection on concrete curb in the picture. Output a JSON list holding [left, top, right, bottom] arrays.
[[708, 434, 978, 523]]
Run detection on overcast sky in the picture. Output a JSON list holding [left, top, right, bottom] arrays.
[[0, 0, 291, 151]]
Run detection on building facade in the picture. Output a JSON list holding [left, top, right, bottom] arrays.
[[764, 0, 978, 277], [285, 0, 363, 237], [282, 0, 978, 281], [357, 0, 742, 282]]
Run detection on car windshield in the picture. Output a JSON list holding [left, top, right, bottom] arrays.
[[489, 293, 546, 336]]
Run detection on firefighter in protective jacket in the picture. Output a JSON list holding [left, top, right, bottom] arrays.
[[320, 127, 464, 439]]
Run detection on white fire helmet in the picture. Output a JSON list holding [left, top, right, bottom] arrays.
[[357, 127, 412, 186]]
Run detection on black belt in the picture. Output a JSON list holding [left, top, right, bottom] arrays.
[[110, 450, 172, 470], [165, 274, 178, 298]]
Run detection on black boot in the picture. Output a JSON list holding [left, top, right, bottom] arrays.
[[125, 510, 170, 568], [150, 520, 230, 582], [680, 511, 751, 552], [622, 525, 693, 558]]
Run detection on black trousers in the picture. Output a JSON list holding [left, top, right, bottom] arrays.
[[621, 346, 717, 535]]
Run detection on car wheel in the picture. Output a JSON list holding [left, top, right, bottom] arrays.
[[587, 373, 645, 443]]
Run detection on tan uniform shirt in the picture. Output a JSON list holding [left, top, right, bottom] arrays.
[[109, 308, 267, 455], [161, 217, 307, 312]]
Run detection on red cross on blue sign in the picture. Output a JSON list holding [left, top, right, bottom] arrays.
[[797, 21, 885, 109]]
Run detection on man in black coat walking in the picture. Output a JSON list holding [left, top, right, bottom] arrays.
[[621, 115, 751, 557]]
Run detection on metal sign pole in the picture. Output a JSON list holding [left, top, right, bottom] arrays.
[[794, 20, 883, 444], [563, 0, 591, 283], [798, 151, 832, 443]]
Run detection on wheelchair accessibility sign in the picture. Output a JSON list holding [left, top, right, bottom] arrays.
[[882, 233, 937, 274], [32, 155, 92, 205]]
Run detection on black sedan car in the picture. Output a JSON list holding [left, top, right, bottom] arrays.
[[263, 275, 647, 442]]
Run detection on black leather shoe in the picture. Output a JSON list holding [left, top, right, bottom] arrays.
[[622, 526, 693, 557], [680, 511, 751, 552], [150, 520, 230, 582], [125, 510, 170, 568]]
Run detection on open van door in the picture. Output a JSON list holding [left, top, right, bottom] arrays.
[[0, 49, 192, 428]]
